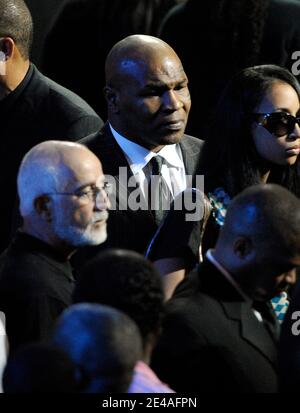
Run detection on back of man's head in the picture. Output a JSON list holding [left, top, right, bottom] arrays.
[[73, 249, 165, 350], [214, 184, 300, 300], [51, 303, 142, 393], [218, 184, 300, 258], [0, 0, 33, 59]]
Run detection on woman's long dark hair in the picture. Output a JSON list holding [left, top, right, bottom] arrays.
[[199, 64, 300, 198]]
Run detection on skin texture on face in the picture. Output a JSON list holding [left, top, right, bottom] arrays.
[[242, 251, 300, 302], [214, 184, 300, 303], [51, 148, 110, 249], [105, 35, 191, 152], [252, 81, 300, 169]]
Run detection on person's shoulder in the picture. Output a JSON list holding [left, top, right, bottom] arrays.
[[79, 123, 109, 148], [34, 67, 101, 118], [0, 246, 48, 291], [180, 134, 204, 151]]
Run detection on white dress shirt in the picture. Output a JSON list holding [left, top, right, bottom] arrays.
[[109, 124, 187, 198]]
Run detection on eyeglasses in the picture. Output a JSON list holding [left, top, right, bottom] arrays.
[[253, 112, 300, 137], [45, 182, 112, 204]]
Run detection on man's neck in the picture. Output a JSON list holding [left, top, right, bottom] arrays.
[[0, 59, 30, 100], [20, 226, 76, 261]]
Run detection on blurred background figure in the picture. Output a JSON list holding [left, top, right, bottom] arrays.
[[159, 0, 300, 138], [73, 249, 174, 393], [3, 343, 79, 393], [51, 303, 142, 393]]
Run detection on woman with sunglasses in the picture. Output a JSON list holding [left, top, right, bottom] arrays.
[[147, 64, 300, 300]]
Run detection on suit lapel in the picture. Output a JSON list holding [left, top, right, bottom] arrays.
[[240, 302, 278, 366], [179, 134, 202, 178], [200, 259, 278, 367]]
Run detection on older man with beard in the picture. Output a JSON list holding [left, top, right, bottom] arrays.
[[0, 141, 110, 351]]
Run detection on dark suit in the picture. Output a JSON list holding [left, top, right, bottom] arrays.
[[0, 63, 103, 253], [78, 123, 203, 255], [151, 258, 279, 393], [279, 279, 300, 392]]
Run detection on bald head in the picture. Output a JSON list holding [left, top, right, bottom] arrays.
[[18, 141, 102, 216], [105, 35, 180, 88], [218, 184, 300, 256], [214, 184, 300, 301], [104, 35, 191, 150]]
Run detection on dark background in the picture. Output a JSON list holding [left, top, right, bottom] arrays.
[[25, 0, 64, 66]]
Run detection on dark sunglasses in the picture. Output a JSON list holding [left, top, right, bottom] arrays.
[[253, 112, 300, 137]]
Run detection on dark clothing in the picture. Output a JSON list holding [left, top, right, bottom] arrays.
[[279, 279, 300, 392], [42, 0, 177, 117], [75, 123, 203, 264], [0, 232, 75, 352], [152, 258, 279, 393], [160, 0, 300, 138], [146, 188, 213, 267], [0, 63, 103, 253]]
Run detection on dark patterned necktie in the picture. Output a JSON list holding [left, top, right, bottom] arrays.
[[253, 301, 280, 341], [147, 155, 172, 224]]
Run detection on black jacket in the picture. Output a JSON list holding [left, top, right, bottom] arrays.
[[77, 123, 203, 260], [152, 258, 279, 393], [0, 64, 103, 252]]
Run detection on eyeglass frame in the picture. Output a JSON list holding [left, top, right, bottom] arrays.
[[252, 111, 300, 137], [44, 182, 112, 204]]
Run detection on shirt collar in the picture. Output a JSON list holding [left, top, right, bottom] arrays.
[[109, 124, 184, 174], [206, 249, 249, 302], [0, 63, 33, 114]]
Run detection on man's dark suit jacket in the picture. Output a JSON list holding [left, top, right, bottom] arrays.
[[0, 63, 103, 253], [151, 258, 279, 393], [78, 123, 203, 255]]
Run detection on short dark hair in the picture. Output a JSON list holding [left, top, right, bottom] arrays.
[[52, 303, 142, 393], [73, 249, 165, 344], [199, 64, 300, 198], [220, 183, 300, 258], [0, 0, 33, 59]]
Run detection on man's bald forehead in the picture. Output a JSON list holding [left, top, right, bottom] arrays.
[[105, 35, 180, 85]]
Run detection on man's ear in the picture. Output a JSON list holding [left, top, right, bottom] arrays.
[[104, 86, 119, 113], [0, 37, 14, 61], [233, 237, 253, 260], [34, 196, 52, 222]]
